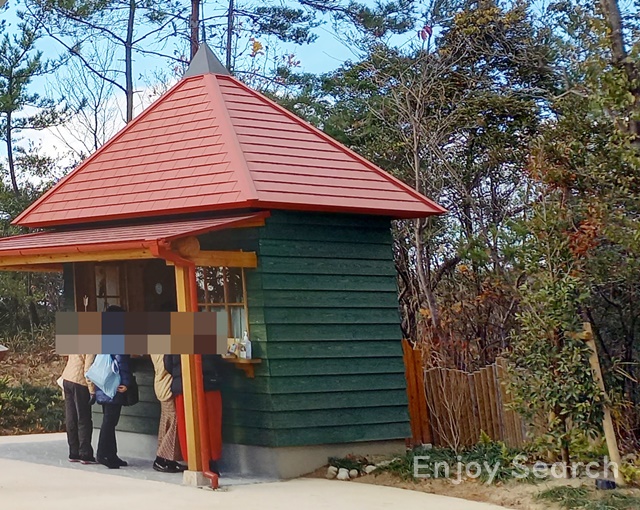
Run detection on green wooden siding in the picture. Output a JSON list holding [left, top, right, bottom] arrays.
[[83, 211, 410, 448], [207, 211, 410, 448]]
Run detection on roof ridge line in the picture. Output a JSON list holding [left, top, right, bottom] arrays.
[[12, 76, 204, 226], [219, 75, 446, 215], [203, 74, 259, 202]]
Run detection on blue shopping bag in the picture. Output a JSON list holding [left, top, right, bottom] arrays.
[[85, 354, 121, 398]]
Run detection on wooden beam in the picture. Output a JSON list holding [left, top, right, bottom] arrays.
[[0, 264, 63, 272], [173, 236, 200, 258], [232, 216, 266, 229], [187, 250, 257, 268], [583, 322, 625, 486], [175, 264, 202, 473], [0, 248, 153, 267]]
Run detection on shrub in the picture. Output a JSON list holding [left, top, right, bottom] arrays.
[[0, 376, 64, 434]]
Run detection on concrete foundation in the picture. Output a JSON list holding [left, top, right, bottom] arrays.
[[220, 440, 405, 479], [106, 430, 158, 460], [109, 430, 405, 480]]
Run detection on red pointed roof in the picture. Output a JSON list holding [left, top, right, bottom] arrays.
[[14, 55, 444, 228]]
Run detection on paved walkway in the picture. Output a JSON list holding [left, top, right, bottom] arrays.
[[0, 434, 510, 510]]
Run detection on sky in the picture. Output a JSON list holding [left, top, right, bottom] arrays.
[[0, 0, 422, 169]]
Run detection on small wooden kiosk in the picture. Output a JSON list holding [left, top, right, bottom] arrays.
[[0, 45, 444, 480]]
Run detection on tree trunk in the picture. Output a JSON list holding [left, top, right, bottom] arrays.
[[415, 218, 441, 339], [599, 0, 640, 138], [125, 0, 136, 123], [226, 0, 234, 70], [6, 111, 19, 196], [190, 0, 200, 60]]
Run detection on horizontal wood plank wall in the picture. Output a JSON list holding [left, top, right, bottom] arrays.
[[190, 212, 409, 448], [198, 223, 275, 446], [246, 211, 408, 447]]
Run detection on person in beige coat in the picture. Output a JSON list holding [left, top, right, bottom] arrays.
[[150, 354, 185, 473], [61, 354, 96, 463]]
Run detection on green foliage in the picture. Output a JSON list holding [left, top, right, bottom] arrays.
[[276, 0, 555, 365], [620, 459, 640, 487], [0, 376, 64, 434], [328, 454, 370, 472], [377, 438, 536, 483], [507, 197, 604, 459], [537, 485, 640, 510]]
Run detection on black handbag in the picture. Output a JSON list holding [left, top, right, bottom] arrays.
[[124, 375, 139, 406]]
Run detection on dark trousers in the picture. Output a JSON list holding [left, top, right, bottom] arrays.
[[97, 404, 122, 460], [63, 380, 93, 459]]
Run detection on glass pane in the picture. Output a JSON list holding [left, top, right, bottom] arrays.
[[196, 267, 225, 304], [99, 297, 120, 311], [96, 266, 107, 299], [226, 268, 244, 303], [105, 266, 119, 296], [196, 268, 206, 304], [96, 265, 120, 305], [230, 307, 245, 339]]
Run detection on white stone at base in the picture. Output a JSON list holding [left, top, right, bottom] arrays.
[[183, 470, 209, 487]]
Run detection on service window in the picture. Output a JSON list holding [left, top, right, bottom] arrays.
[[196, 266, 247, 338], [95, 263, 124, 311]]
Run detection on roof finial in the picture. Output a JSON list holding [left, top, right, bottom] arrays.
[[184, 43, 230, 78]]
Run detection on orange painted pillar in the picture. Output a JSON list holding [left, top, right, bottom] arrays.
[[175, 264, 202, 472]]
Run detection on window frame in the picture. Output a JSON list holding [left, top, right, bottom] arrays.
[[196, 266, 249, 339]]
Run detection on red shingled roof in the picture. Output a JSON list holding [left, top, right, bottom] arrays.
[[14, 59, 444, 228], [0, 214, 264, 257]]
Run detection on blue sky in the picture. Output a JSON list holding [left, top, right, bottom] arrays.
[[2, 0, 422, 85], [0, 1, 422, 166]]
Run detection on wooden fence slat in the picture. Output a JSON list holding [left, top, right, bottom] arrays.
[[424, 368, 437, 446], [416, 350, 432, 444], [495, 359, 513, 446], [402, 340, 419, 444], [474, 371, 487, 434], [403, 353, 529, 450], [482, 368, 495, 439], [455, 370, 468, 446], [468, 372, 480, 444], [488, 366, 501, 440], [464, 371, 476, 445]]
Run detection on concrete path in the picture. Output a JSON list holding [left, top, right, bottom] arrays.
[[0, 434, 510, 510]]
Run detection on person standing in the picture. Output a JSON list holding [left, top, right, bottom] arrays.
[[61, 354, 96, 464], [95, 353, 131, 469], [164, 354, 223, 474], [150, 354, 185, 473]]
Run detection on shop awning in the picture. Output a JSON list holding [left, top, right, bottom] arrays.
[[0, 212, 266, 270]]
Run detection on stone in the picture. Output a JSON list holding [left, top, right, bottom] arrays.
[[182, 470, 208, 487], [364, 465, 377, 475], [375, 457, 400, 468], [326, 466, 338, 479], [336, 468, 350, 481], [349, 469, 359, 479]]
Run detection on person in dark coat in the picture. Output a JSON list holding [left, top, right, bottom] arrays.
[[96, 305, 132, 469], [164, 354, 223, 474]]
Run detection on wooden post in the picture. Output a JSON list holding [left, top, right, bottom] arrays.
[[582, 322, 625, 486], [175, 264, 202, 473]]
